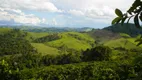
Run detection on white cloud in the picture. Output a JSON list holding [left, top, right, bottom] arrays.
[[0, 0, 135, 27], [0, 0, 61, 12], [66, 6, 115, 20], [84, 6, 115, 19], [52, 0, 134, 10], [68, 10, 84, 16], [0, 7, 46, 25], [51, 0, 134, 21], [51, 18, 57, 26], [41, 18, 46, 23]]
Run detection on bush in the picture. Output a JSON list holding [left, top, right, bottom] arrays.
[[82, 46, 112, 61]]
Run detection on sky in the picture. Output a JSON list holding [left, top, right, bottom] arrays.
[[0, 0, 135, 28]]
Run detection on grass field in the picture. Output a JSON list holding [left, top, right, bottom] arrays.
[[45, 32, 95, 51], [31, 43, 59, 55], [104, 38, 139, 49], [0, 28, 11, 33], [26, 32, 48, 41]]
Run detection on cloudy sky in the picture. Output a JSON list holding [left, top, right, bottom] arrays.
[[0, 0, 134, 28]]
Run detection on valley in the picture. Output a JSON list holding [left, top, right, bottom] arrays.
[[0, 24, 142, 80]]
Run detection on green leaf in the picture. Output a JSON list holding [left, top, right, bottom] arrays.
[[115, 9, 123, 17], [127, 7, 134, 14], [111, 17, 121, 25], [134, 13, 141, 28]]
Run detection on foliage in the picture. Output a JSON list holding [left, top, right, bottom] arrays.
[[0, 60, 19, 80], [0, 29, 37, 56], [34, 33, 62, 43], [82, 46, 112, 61], [112, 0, 142, 28], [4, 61, 140, 80]]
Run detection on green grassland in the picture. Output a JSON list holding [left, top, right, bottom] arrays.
[[25, 32, 48, 41], [45, 32, 95, 51], [31, 43, 59, 55], [104, 38, 139, 49], [0, 28, 11, 34], [24, 31, 95, 54]]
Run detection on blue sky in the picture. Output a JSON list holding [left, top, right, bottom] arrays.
[[0, 0, 134, 28]]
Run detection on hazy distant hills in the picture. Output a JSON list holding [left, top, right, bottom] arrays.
[[0, 26, 93, 33], [1, 23, 141, 37]]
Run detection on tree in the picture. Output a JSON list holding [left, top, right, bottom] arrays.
[[82, 46, 112, 61], [0, 60, 19, 80], [112, 0, 142, 28]]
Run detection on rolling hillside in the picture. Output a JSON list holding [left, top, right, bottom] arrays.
[[43, 32, 95, 51], [87, 29, 121, 43], [0, 28, 12, 34], [104, 38, 138, 49], [25, 32, 49, 41], [0, 27, 141, 55], [31, 43, 59, 55], [87, 28, 141, 49]]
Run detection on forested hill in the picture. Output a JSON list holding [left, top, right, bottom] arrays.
[[103, 23, 142, 37]]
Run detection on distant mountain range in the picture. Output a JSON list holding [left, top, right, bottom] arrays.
[[0, 23, 142, 37], [0, 26, 93, 33]]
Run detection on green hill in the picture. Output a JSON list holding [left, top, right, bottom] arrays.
[[87, 29, 121, 45], [31, 43, 59, 55], [24, 31, 95, 54], [0, 28, 37, 56], [0, 27, 141, 55], [0, 27, 142, 80], [86, 28, 141, 49], [45, 32, 95, 51], [0, 28, 11, 34], [104, 38, 139, 49], [104, 23, 142, 37], [25, 32, 48, 41]]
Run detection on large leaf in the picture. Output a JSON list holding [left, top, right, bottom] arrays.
[[134, 13, 141, 28], [115, 9, 123, 17], [111, 17, 121, 25]]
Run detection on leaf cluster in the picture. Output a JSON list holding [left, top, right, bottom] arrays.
[[112, 0, 142, 28]]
